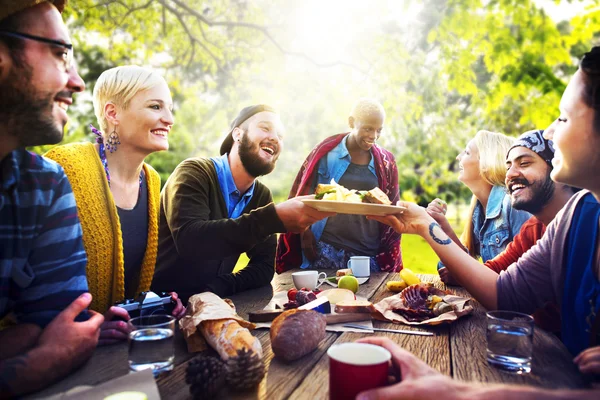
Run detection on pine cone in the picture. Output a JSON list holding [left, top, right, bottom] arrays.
[[226, 348, 266, 391], [186, 354, 227, 400]]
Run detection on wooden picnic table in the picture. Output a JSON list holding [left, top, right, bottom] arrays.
[[31, 270, 587, 399]]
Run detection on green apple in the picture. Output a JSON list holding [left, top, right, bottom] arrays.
[[338, 275, 359, 294]]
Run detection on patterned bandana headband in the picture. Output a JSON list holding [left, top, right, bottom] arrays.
[[508, 129, 555, 167]]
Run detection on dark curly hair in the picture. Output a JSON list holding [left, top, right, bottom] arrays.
[[579, 47, 600, 134]]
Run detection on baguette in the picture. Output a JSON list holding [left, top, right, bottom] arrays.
[[200, 318, 263, 360]]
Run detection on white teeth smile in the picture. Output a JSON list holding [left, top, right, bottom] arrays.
[[509, 183, 527, 193], [55, 101, 69, 111], [261, 146, 275, 155], [152, 130, 168, 137]]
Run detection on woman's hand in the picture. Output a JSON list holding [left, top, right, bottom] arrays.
[[438, 267, 460, 286], [367, 201, 433, 236], [98, 306, 131, 346], [427, 198, 449, 224], [574, 346, 600, 378], [170, 292, 186, 319]]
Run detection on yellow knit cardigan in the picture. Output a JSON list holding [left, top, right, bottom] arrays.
[[44, 142, 160, 313]]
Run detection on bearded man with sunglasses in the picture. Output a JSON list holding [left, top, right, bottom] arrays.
[[0, 2, 104, 397]]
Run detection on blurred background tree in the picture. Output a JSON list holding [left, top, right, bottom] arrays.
[[32, 0, 600, 206]]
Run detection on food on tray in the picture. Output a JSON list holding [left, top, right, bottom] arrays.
[[336, 268, 353, 277], [295, 289, 317, 305], [284, 287, 321, 309], [287, 288, 298, 301], [314, 180, 391, 205], [363, 187, 392, 205], [392, 283, 453, 322], [399, 268, 421, 286], [316, 288, 355, 305], [334, 300, 375, 314], [270, 309, 326, 361], [386, 280, 408, 292], [298, 297, 331, 314]]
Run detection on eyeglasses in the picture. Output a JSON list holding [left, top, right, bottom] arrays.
[[0, 30, 73, 72]]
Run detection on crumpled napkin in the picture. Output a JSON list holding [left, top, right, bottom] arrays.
[[373, 293, 473, 326], [179, 292, 255, 353]]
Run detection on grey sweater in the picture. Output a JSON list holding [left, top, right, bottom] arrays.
[[497, 190, 589, 313]]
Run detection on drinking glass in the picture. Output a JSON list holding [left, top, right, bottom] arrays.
[[486, 310, 534, 374], [128, 314, 176, 376]]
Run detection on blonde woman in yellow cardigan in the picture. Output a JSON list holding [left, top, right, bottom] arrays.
[[45, 66, 184, 345]]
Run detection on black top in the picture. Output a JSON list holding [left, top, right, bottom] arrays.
[[117, 171, 148, 298]]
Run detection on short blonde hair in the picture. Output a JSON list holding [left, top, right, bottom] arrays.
[[350, 98, 386, 121], [474, 130, 514, 186], [461, 130, 514, 256], [93, 65, 166, 133]]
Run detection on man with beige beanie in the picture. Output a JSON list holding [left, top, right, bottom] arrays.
[[0, 2, 103, 397]]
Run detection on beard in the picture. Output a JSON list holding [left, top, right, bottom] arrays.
[[0, 62, 64, 147], [511, 175, 555, 214], [238, 131, 277, 178]]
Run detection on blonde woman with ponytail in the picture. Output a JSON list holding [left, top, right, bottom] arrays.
[[428, 130, 531, 283]]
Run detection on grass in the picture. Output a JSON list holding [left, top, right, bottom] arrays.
[[400, 234, 439, 274], [232, 233, 443, 275], [233, 203, 468, 275]]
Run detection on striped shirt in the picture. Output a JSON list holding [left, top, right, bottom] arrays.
[[0, 149, 88, 327]]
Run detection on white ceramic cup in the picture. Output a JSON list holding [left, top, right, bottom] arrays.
[[292, 271, 327, 290], [347, 256, 370, 278]]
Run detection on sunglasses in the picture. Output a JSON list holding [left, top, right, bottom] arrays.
[[0, 30, 73, 72]]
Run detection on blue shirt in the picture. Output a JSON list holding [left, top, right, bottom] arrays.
[[0, 149, 89, 327], [301, 135, 377, 268], [210, 154, 255, 218], [437, 185, 531, 269]]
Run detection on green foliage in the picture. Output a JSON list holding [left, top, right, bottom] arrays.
[[27, 0, 600, 206]]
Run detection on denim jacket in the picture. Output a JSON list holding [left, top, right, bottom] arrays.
[[300, 135, 377, 268], [438, 185, 531, 269]]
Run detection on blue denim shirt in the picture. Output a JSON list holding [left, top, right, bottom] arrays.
[[210, 154, 255, 218], [437, 185, 531, 269], [300, 135, 377, 268]]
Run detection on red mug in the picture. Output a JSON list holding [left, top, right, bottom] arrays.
[[328, 343, 391, 400]]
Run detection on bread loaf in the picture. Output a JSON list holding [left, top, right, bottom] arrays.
[[200, 318, 263, 361], [334, 300, 375, 314], [270, 309, 326, 361]]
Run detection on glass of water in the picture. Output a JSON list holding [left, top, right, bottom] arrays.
[[128, 314, 176, 376], [486, 310, 534, 374]]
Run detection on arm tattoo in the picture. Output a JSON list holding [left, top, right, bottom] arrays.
[[429, 222, 452, 245]]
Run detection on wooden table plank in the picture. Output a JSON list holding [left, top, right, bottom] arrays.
[[28, 271, 588, 400], [450, 285, 586, 388], [153, 269, 389, 400], [215, 270, 389, 399], [290, 273, 450, 400]]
